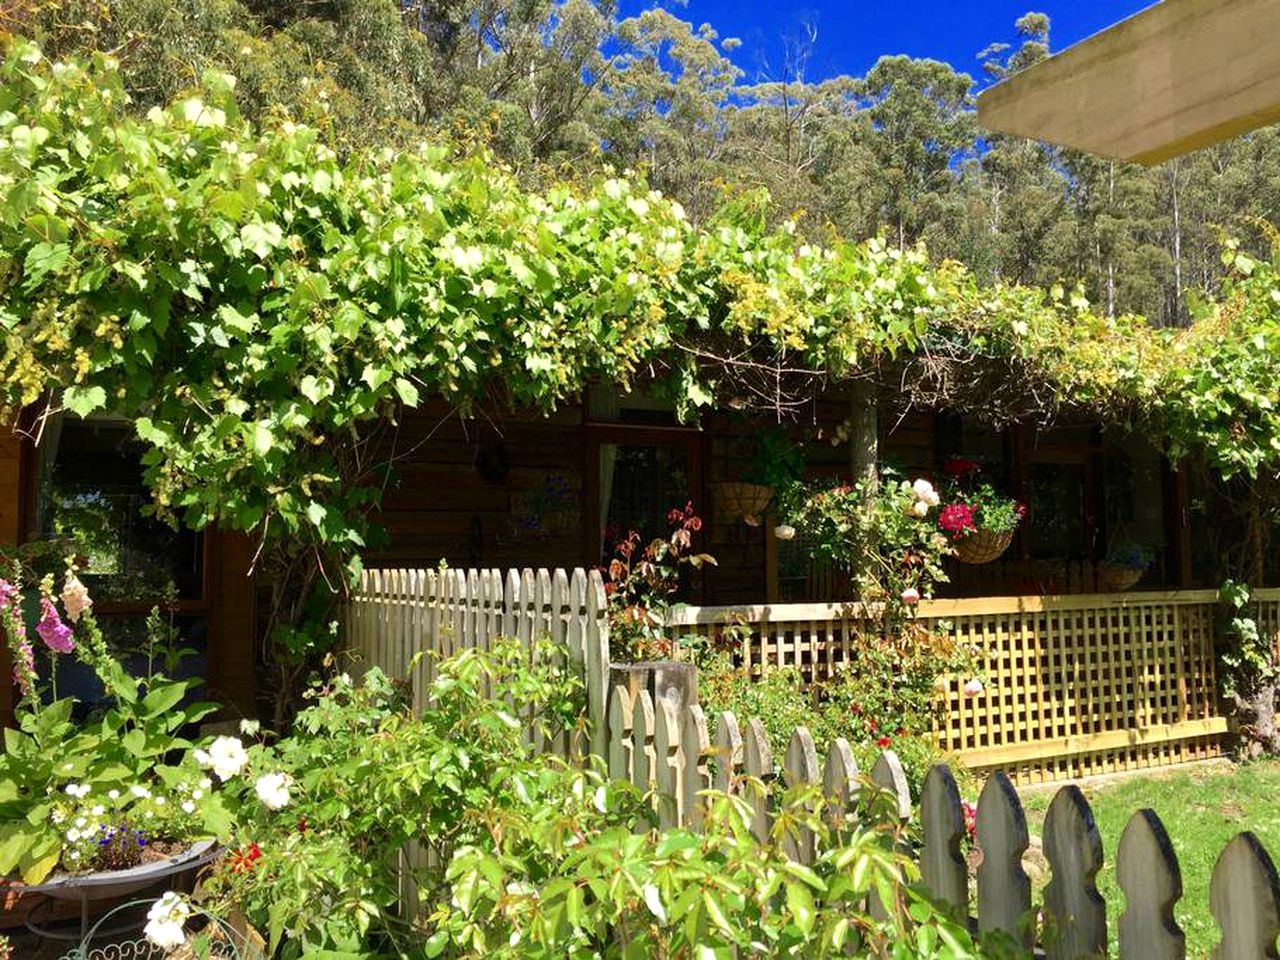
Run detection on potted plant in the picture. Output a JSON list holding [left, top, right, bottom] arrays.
[[782, 472, 953, 610], [714, 427, 804, 526], [938, 459, 1027, 564], [1098, 539, 1154, 592], [0, 559, 227, 917]]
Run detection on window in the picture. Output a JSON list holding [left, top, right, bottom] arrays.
[[34, 417, 206, 604], [31, 417, 210, 707]]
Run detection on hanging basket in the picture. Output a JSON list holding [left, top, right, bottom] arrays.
[[952, 528, 1014, 565], [713, 482, 773, 525], [1097, 561, 1144, 592]]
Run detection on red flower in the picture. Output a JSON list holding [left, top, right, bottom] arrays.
[[938, 503, 978, 539], [944, 458, 981, 478], [876, 736, 892, 748], [1015, 502, 1029, 519], [230, 842, 263, 874], [297, 815, 308, 835]]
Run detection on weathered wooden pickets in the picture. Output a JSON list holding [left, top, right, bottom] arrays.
[[976, 771, 1032, 946], [920, 764, 967, 917], [1209, 832, 1280, 960], [1043, 785, 1107, 960], [1117, 809, 1185, 960]]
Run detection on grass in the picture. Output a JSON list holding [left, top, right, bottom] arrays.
[[1016, 759, 1280, 957]]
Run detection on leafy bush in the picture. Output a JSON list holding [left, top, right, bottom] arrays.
[[430, 780, 993, 959], [698, 621, 977, 798], [199, 637, 592, 956]]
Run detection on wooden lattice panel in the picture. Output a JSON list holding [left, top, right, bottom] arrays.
[[667, 590, 1231, 784]]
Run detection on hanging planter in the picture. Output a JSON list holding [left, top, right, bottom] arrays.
[[713, 482, 773, 526], [952, 528, 1014, 565], [1096, 561, 1144, 592]]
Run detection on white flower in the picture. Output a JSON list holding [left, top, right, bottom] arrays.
[[193, 749, 211, 767], [66, 828, 80, 842], [70, 850, 80, 860], [239, 718, 261, 737], [191, 789, 203, 800], [91, 805, 105, 816], [910, 499, 930, 518], [74, 817, 87, 828], [144, 892, 191, 951], [107, 790, 120, 800], [254, 773, 291, 811], [65, 783, 90, 798], [199, 778, 212, 791], [155, 797, 166, 807], [181, 800, 196, 814], [912, 478, 940, 507], [50, 809, 66, 823], [202, 736, 249, 781], [131, 785, 152, 799]]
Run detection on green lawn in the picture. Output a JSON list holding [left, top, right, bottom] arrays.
[[1017, 759, 1280, 957]]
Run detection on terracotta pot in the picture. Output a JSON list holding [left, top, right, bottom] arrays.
[[953, 528, 1014, 564]]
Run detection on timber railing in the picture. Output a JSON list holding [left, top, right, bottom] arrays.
[[666, 590, 1238, 783], [344, 567, 1280, 955]]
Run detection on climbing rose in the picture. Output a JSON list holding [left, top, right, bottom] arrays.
[[938, 504, 978, 539], [963, 678, 984, 698], [61, 574, 92, 623], [36, 596, 73, 654], [900, 587, 921, 605]]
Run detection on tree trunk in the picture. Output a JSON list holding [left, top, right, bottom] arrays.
[[849, 381, 878, 494]]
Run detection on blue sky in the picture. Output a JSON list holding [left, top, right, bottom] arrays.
[[622, 1, 1156, 87]]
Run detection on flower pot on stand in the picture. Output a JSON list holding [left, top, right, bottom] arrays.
[[953, 528, 1014, 565]]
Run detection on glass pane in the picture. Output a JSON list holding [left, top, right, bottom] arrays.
[[600, 444, 691, 556], [36, 418, 204, 602], [1028, 463, 1086, 560]]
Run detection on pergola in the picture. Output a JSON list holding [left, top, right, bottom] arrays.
[[977, 0, 1280, 164]]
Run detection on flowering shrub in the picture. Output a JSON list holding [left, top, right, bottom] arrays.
[[602, 502, 716, 661], [0, 561, 219, 884], [782, 474, 953, 612], [938, 459, 1026, 539]]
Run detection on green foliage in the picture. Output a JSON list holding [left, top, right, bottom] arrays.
[[0, 566, 215, 884], [698, 621, 976, 799], [200, 637, 588, 957], [782, 474, 952, 609], [603, 503, 715, 661], [431, 782, 994, 958], [8, 40, 1280, 673], [1216, 579, 1277, 703]]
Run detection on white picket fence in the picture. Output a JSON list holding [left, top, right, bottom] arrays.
[[344, 566, 611, 756], [344, 566, 1280, 957]]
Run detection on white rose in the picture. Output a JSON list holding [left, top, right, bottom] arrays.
[[912, 478, 940, 506], [144, 917, 186, 951], [254, 773, 291, 811], [911, 499, 930, 518], [203, 736, 249, 781]]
